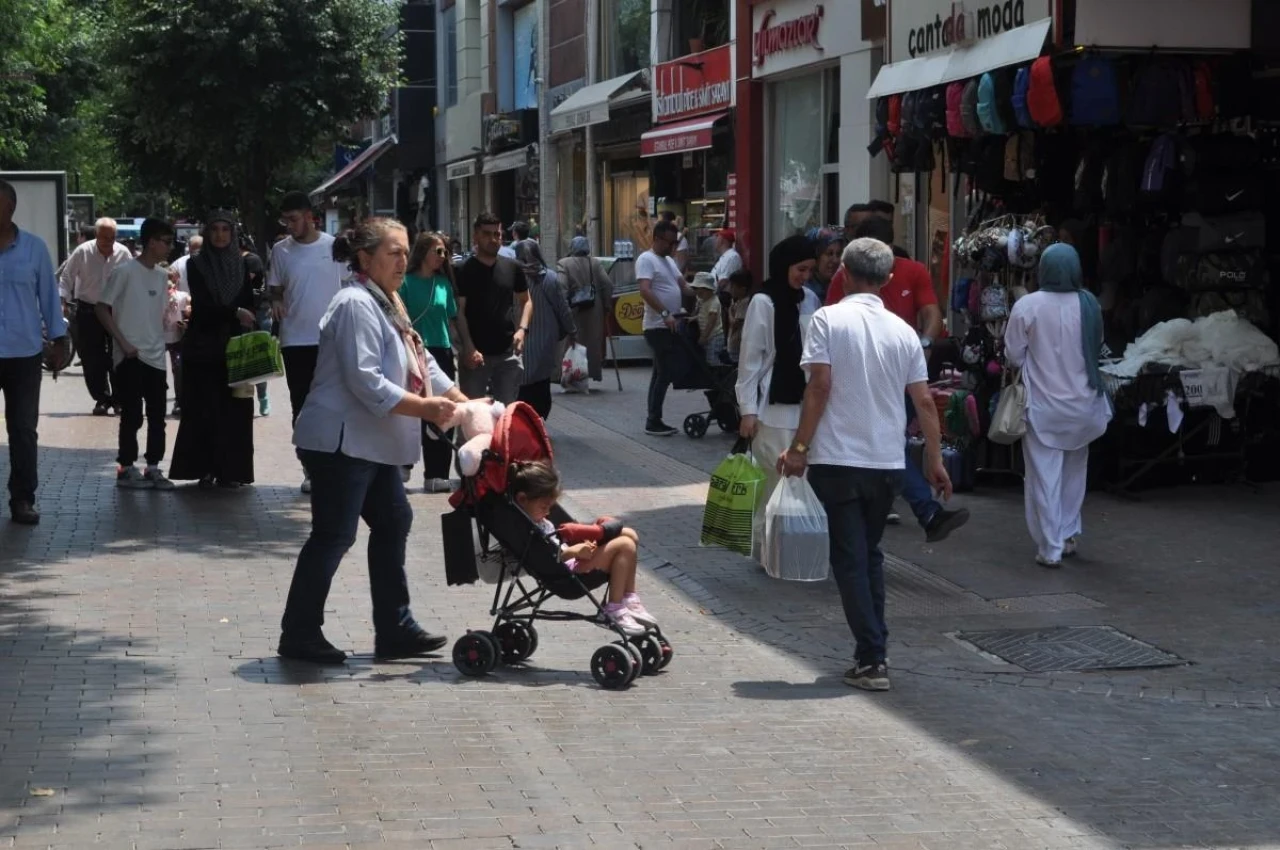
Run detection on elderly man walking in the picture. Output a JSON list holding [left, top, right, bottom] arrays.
[[59, 216, 133, 415], [778, 237, 951, 692], [0, 179, 70, 525]]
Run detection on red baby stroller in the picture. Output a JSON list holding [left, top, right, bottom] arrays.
[[440, 401, 673, 689]]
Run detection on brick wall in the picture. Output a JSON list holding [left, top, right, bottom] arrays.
[[549, 0, 586, 88]]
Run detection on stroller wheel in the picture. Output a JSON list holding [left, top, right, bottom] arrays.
[[494, 621, 536, 664], [453, 632, 498, 677], [590, 644, 635, 690], [657, 637, 674, 670], [617, 641, 644, 685], [631, 634, 664, 676], [683, 414, 709, 439]]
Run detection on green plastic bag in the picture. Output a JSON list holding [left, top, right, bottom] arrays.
[[225, 330, 284, 387], [700, 443, 767, 555]]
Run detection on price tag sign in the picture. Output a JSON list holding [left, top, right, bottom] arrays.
[[1178, 367, 1233, 410]]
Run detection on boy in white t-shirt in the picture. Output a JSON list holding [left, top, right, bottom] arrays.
[[96, 218, 178, 490]]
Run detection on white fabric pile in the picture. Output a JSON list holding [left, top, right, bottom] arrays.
[[1102, 310, 1280, 378]]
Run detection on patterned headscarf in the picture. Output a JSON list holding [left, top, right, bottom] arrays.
[[193, 209, 246, 306]]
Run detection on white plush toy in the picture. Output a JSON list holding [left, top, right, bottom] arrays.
[[441, 400, 505, 477]]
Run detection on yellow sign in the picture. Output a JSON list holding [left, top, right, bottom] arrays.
[[613, 292, 646, 335]]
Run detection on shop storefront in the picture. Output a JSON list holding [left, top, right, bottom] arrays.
[[641, 44, 736, 271], [444, 157, 482, 250], [869, 0, 1278, 492], [747, 0, 882, 255], [482, 111, 540, 231]]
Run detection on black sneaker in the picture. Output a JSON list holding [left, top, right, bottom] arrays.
[[844, 663, 891, 691], [924, 508, 970, 543], [645, 420, 678, 436], [375, 624, 449, 660], [92, 401, 111, 416], [8, 500, 40, 526], [278, 634, 348, 665]]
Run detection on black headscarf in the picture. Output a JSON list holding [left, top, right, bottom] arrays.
[[764, 235, 815, 405], [193, 210, 246, 306]]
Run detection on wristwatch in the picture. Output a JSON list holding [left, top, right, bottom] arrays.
[[790, 440, 809, 455], [920, 335, 933, 350], [660, 309, 672, 319]]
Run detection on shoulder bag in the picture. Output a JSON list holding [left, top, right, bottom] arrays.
[[987, 368, 1027, 445]]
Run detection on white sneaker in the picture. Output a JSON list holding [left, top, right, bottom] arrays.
[[886, 512, 902, 525], [144, 468, 175, 490], [426, 478, 459, 494], [116, 466, 152, 489], [625, 597, 659, 626], [604, 606, 646, 636], [300, 475, 312, 495]]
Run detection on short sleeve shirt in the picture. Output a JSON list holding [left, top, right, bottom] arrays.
[[825, 257, 938, 326], [456, 256, 527, 356], [635, 250, 684, 331], [100, 260, 169, 371]]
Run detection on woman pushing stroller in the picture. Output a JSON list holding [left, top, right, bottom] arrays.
[[508, 460, 658, 636]]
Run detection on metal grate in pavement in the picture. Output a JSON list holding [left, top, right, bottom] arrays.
[[955, 625, 1187, 673], [990, 593, 1106, 613]]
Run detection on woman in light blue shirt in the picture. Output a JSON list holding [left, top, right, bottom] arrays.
[[278, 218, 466, 665]]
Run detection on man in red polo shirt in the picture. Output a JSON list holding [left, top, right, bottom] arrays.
[[825, 218, 968, 543]]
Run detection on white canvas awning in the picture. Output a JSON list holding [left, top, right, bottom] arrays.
[[867, 19, 1053, 99], [550, 71, 647, 133]]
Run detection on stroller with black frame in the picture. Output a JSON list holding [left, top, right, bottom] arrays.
[[439, 402, 673, 689], [668, 320, 740, 439]]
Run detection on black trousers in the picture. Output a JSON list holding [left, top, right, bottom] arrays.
[[420, 346, 457, 480], [76, 302, 115, 405], [518, 378, 553, 420], [0, 355, 42, 505], [115, 359, 169, 467], [282, 345, 319, 426]]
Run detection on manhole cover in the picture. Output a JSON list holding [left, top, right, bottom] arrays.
[[955, 626, 1186, 673]]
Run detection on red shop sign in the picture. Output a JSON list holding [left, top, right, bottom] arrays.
[[652, 44, 735, 123], [754, 4, 826, 67], [641, 126, 714, 157]]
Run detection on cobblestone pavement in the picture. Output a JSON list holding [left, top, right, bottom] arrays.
[[0, 368, 1277, 850]]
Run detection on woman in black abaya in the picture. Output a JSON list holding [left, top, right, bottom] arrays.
[[169, 211, 258, 488]]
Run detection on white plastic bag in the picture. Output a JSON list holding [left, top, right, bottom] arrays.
[[560, 343, 590, 393], [762, 477, 830, 582]]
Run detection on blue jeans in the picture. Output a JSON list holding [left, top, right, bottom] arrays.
[[644, 328, 678, 423], [280, 449, 415, 639], [807, 465, 904, 666], [903, 396, 942, 527]]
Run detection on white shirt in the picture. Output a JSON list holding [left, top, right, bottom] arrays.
[[293, 286, 455, 467], [170, 254, 192, 293], [801, 293, 928, 469], [99, 260, 169, 371], [735, 289, 822, 430], [1004, 291, 1112, 451], [498, 244, 518, 260], [267, 232, 344, 348], [59, 240, 134, 304], [635, 249, 685, 331], [711, 247, 743, 287]]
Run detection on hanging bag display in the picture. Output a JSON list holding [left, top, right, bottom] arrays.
[[988, 369, 1028, 445], [700, 439, 767, 556], [762, 477, 830, 582], [225, 330, 284, 388]]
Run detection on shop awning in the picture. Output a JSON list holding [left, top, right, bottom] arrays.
[[640, 112, 728, 158], [550, 71, 646, 133], [866, 19, 1053, 99], [308, 135, 397, 200], [482, 145, 534, 175]]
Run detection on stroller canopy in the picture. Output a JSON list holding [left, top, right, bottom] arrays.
[[453, 401, 554, 506]]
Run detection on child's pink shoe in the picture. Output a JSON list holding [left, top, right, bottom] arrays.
[[603, 603, 646, 636], [624, 594, 658, 626]]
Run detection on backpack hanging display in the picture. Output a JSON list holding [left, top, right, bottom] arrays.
[[1071, 55, 1122, 126], [993, 69, 1019, 131], [1073, 142, 1108, 214], [917, 86, 948, 140], [1174, 250, 1266, 292], [1191, 61, 1215, 121], [1103, 138, 1144, 217], [976, 73, 1007, 135], [1028, 57, 1063, 128], [961, 79, 983, 137], [1012, 66, 1034, 129], [1140, 133, 1181, 208], [1126, 61, 1189, 127], [1185, 173, 1262, 216], [946, 82, 969, 138], [887, 94, 903, 136]]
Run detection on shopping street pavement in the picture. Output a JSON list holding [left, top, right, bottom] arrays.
[[0, 366, 1278, 850]]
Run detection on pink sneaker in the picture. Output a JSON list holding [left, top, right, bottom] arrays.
[[603, 605, 646, 636], [625, 596, 659, 626]]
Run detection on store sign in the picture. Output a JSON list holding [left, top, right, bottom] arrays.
[[751, 0, 864, 79], [613, 292, 646, 335], [653, 45, 734, 124], [890, 0, 1052, 61], [446, 159, 476, 181], [642, 126, 714, 157]]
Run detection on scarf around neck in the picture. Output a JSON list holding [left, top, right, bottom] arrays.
[[361, 276, 430, 397], [764, 235, 815, 406], [193, 212, 246, 306], [1038, 243, 1104, 396]]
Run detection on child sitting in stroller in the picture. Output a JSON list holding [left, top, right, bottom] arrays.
[[509, 460, 657, 636]]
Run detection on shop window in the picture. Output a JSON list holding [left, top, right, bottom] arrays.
[[603, 163, 651, 258], [601, 0, 650, 80], [769, 68, 840, 244], [671, 0, 730, 57], [444, 5, 459, 107]]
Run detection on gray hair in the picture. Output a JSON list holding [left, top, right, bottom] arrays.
[[841, 237, 894, 286]]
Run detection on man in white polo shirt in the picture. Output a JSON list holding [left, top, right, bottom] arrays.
[[778, 237, 951, 693]]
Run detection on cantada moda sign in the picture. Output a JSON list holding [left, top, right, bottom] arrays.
[[653, 45, 734, 123], [892, 0, 1052, 61], [753, 5, 825, 67]]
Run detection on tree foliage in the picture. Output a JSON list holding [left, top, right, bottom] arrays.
[[106, 0, 401, 247]]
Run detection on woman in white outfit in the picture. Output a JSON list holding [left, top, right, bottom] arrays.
[[736, 235, 821, 561], [1004, 243, 1112, 568]]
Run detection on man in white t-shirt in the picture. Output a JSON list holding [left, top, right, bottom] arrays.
[[268, 191, 344, 493], [635, 220, 690, 436], [96, 218, 178, 491], [779, 238, 951, 693], [709, 228, 743, 290], [169, 235, 202, 293]]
